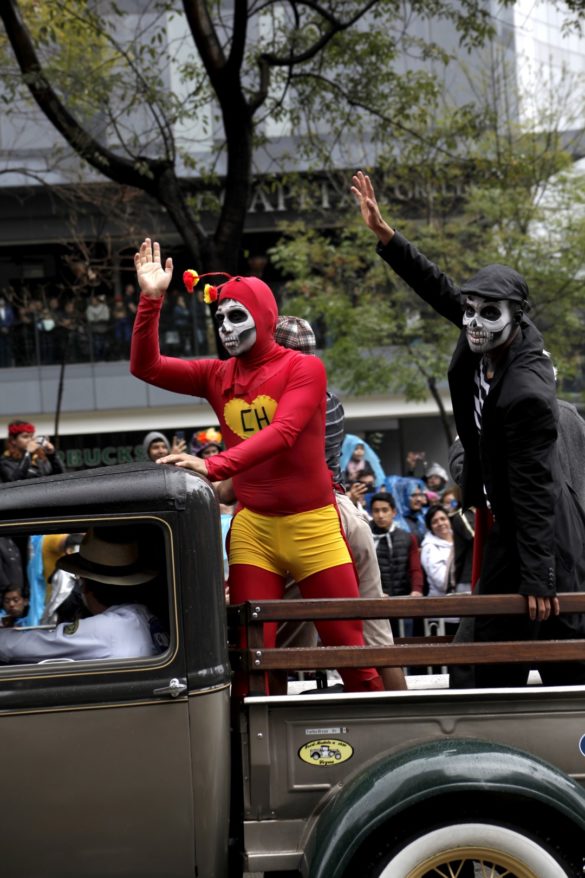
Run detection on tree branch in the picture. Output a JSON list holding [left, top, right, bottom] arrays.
[[227, 0, 250, 74], [410, 351, 455, 445], [260, 0, 379, 66], [47, 0, 177, 162], [290, 70, 463, 160], [182, 0, 227, 78], [0, 0, 166, 194]]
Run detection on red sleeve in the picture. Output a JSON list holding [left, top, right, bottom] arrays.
[[205, 356, 327, 481], [130, 294, 218, 396], [408, 534, 424, 594]]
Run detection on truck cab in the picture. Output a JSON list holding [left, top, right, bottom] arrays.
[[0, 462, 231, 878]]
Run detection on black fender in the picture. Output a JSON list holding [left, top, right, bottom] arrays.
[[304, 738, 585, 878]]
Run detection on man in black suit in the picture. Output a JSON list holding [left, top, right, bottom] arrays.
[[352, 171, 585, 686]]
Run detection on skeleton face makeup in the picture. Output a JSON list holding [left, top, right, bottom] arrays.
[[462, 295, 515, 354], [215, 298, 257, 356]]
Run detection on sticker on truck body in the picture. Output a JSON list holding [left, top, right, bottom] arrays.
[[304, 727, 348, 735], [298, 739, 353, 766]]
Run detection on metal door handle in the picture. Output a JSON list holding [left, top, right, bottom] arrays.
[[153, 677, 187, 698]]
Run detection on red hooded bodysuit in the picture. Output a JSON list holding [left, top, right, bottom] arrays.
[[131, 276, 382, 693], [131, 277, 332, 515]]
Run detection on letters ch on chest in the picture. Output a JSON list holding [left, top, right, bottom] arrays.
[[224, 396, 278, 439]]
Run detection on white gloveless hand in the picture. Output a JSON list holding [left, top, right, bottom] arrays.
[[134, 238, 174, 298]]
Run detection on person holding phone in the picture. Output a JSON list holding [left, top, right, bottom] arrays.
[[0, 419, 64, 482]]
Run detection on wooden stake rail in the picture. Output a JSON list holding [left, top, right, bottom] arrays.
[[227, 594, 585, 694], [243, 640, 585, 670], [229, 594, 585, 623]]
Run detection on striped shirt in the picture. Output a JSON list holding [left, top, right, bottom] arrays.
[[474, 358, 492, 505], [325, 391, 345, 484], [473, 358, 491, 434]]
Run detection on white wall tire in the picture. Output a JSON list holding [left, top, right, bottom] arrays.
[[376, 822, 570, 877]]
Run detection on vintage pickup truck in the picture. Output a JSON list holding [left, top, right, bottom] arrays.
[[1, 461, 585, 878]]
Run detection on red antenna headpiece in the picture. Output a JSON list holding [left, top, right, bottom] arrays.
[[182, 270, 233, 304]]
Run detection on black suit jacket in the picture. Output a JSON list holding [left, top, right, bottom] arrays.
[[379, 232, 585, 600]]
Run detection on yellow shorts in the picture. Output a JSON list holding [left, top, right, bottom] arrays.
[[228, 505, 351, 582]]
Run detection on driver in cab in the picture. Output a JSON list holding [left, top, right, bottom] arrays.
[[0, 529, 166, 663]]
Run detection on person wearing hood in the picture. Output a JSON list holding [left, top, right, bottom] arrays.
[[341, 434, 386, 488], [424, 461, 449, 497], [143, 431, 186, 462], [130, 238, 383, 695], [191, 427, 223, 459], [196, 441, 222, 458], [388, 476, 428, 546], [353, 170, 585, 688], [143, 431, 170, 462]]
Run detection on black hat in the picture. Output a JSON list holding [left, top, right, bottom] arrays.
[[460, 264, 529, 305]]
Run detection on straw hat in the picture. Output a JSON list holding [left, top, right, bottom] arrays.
[[56, 528, 158, 586]]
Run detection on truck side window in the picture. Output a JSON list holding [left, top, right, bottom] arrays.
[[0, 522, 171, 665]]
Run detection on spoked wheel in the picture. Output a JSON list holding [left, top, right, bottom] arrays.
[[366, 823, 573, 878]]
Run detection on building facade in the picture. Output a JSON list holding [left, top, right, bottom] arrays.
[[0, 0, 582, 476]]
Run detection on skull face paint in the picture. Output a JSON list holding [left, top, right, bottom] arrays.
[[462, 295, 514, 354], [215, 298, 257, 356]]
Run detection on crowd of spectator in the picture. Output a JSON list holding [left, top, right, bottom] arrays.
[[0, 284, 211, 368], [0, 415, 471, 673], [340, 435, 475, 642]]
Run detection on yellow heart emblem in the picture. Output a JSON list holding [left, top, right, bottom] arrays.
[[224, 395, 278, 440]]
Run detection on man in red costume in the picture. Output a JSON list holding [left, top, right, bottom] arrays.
[[130, 238, 383, 693]]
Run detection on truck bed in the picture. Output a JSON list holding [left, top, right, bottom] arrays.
[[241, 682, 585, 872]]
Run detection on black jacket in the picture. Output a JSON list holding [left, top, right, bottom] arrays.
[[0, 538, 23, 590], [370, 523, 413, 596], [450, 508, 474, 586], [378, 232, 585, 601], [0, 451, 65, 483]]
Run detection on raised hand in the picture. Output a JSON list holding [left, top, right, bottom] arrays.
[[351, 171, 394, 245], [41, 438, 55, 455], [171, 435, 187, 455], [134, 238, 174, 299], [25, 439, 42, 454], [348, 481, 368, 507]]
